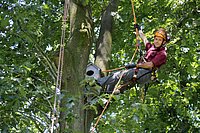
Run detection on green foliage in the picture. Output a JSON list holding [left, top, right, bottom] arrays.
[[0, 0, 64, 132], [1, 0, 199, 132], [93, 0, 200, 132], [82, 0, 89, 6]]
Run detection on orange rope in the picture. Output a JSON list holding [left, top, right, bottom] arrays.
[[130, 46, 139, 64], [90, 71, 125, 132], [131, 0, 137, 25], [102, 1, 140, 73], [130, 0, 140, 63]]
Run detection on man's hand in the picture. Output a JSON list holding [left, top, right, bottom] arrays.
[[134, 24, 141, 31], [125, 63, 136, 69]]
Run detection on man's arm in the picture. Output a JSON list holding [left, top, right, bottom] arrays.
[[139, 30, 149, 46]]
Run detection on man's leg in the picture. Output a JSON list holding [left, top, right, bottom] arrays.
[[136, 68, 152, 84], [97, 71, 122, 93], [97, 69, 136, 93]]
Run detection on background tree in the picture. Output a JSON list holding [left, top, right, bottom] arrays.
[[0, 0, 199, 132], [59, 0, 93, 132]]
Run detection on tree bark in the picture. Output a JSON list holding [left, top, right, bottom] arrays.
[[95, 0, 118, 76], [59, 0, 92, 132], [59, 0, 118, 132]]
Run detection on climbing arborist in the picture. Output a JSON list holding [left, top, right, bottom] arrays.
[[97, 25, 170, 94]]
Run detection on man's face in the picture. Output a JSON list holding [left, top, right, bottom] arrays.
[[154, 36, 165, 48]]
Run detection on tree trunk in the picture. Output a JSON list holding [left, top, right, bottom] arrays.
[[59, 0, 92, 132], [59, 0, 118, 132], [95, 0, 118, 76], [83, 0, 118, 132]]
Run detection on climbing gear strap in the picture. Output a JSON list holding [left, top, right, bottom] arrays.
[[102, 66, 125, 73]]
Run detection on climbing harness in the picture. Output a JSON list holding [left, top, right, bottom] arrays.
[[50, 0, 69, 133]]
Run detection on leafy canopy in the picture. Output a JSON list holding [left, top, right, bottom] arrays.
[[0, 0, 199, 132]]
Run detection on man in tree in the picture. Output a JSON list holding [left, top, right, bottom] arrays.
[[97, 25, 170, 94]]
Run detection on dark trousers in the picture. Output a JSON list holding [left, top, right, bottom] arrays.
[[97, 68, 152, 93]]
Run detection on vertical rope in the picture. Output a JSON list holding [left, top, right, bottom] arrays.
[[131, 0, 145, 103], [50, 0, 69, 132], [130, 0, 140, 63]]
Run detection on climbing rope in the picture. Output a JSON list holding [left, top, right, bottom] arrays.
[[102, 0, 140, 73], [90, 71, 125, 132], [90, 0, 140, 132], [50, 0, 69, 132], [130, 0, 140, 63]]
